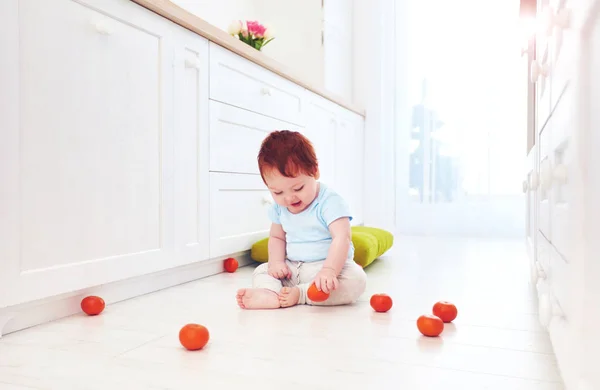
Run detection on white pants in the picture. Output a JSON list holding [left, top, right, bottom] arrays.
[[252, 259, 367, 305]]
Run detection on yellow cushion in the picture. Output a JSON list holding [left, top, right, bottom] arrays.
[[250, 226, 393, 268]]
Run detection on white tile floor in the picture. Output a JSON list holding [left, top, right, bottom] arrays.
[[0, 236, 564, 390]]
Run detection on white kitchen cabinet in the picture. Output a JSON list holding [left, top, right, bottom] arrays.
[[0, 0, 366, 334], [524, 0, 600, 388], [0, 0, 179, 308], [171, 24, 211, 265]]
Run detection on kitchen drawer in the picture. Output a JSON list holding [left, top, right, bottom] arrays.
[[209, 101, 303, 175], [209, 43, 306, 126], [209, 172, 273, 258], [538, 127, 552, 241]]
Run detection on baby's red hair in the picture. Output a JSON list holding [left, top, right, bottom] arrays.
[[257, 130, 319, 182]]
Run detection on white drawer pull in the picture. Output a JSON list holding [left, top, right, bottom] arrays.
[[94, 20, 114, 36], [185, 57, 202, 70], [260, 87, 272, 96], [553, 164, 568, 184], [530, 60, 548, 83], [262, 195, 273, 205], [522, 180, 529, 193]]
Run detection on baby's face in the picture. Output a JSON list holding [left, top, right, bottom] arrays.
[[264, 170, 319, 214]]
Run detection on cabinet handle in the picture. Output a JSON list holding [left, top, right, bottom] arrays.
[[261, 195, 273, 205], [184, 57, 202, 70], [94, 20, 114, 36], [552, 163, 568, 185], [530, 173, 539, 190], [260, 87, 272, 96], [530, 60, 548, 83], [522, 180, 529, 193]]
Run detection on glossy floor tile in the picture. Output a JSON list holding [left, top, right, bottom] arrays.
[[0, 236, 564, 389]]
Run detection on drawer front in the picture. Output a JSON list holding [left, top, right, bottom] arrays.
[[209, 101, 303, 175], [209, 173, 272, 258], [209, 43, 306, 126], [538, 127, 552, 241]]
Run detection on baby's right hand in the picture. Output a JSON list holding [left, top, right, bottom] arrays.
[[268, 261, 291, 279]]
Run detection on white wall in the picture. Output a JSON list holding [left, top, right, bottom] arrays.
[[172, 0, 324, 87], [253, 0, 324, 87], [171, 0, 258, 32]]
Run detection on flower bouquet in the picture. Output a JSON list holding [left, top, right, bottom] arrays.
[[228, 20, 274, 51]]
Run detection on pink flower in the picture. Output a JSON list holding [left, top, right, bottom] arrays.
[[246, 20, 266, 38]]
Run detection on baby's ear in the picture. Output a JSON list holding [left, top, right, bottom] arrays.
[[314, 168, 320, 180]]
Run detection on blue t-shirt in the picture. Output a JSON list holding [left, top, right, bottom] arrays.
[[267, 182, 354, 262]]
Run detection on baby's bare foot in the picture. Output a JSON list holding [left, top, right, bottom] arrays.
[[236, 288, 280, 309], [279, 286, 300, 308]]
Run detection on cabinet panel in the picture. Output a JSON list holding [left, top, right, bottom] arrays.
[[209, 173, 272, 258], [305, 96, 338, 189], [209, 101, 303, 175], [172, 25, 210, 264], [0, 0, 175, 308]]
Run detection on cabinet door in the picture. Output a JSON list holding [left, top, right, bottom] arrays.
[[305, 96, 338, 189], [172, 25, 210, 265], [0, 0, 175, 308]]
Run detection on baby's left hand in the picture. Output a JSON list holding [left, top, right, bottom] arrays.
[[314, 267, 339, 294]]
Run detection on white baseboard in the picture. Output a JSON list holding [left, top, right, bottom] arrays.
[[0, 252, 255, 338]]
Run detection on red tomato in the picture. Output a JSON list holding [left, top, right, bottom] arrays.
[[432, 301, 458, 323], [224, 257, 238, 273], [179, 323, 210, 351], [81, 296, 105, 316], [417, 314, 444, 337], [370, 293, 393, 312], [307, 283, 329, 302]]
